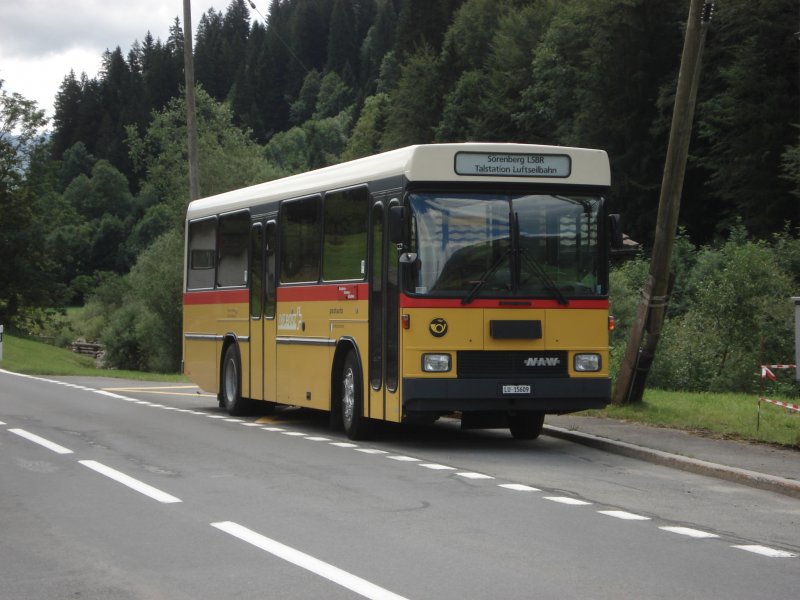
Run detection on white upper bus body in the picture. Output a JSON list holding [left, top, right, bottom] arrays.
[[185, 142, 610, 222]]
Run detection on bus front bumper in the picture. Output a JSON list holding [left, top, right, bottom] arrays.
[[402, 377, 610, 413]]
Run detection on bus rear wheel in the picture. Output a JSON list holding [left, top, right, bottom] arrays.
[[220, 344, 248, 416], [341, 351, 371, 440], [508, 412, 545, 440]]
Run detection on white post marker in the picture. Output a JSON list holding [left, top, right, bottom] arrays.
[[0, 324, 4, 361]]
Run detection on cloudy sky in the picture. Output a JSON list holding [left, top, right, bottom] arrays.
[[0, 1, 262, 121]]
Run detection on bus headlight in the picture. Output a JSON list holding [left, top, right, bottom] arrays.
[[422, 354, 451, 372], [574, 353, 601, 372]]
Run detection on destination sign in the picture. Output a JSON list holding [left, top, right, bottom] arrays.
[[455, 152, 571, 178]]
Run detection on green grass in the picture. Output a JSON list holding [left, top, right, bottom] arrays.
[[0, 334, 185, 382], [585, 389, 800, 448]]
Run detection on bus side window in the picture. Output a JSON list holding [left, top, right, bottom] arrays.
[[187, 218, 217, 290], [280, 196, 321, 284], [217, 212, 250, 287], [322, 187, 368, 281]]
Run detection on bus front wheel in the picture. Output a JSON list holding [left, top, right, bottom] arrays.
[[341, 351, 371, 440], [508, 412, 545, 440], [220, 344, 248, 416]]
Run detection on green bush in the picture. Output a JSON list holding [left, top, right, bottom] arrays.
[[612, 227, 799, 393]]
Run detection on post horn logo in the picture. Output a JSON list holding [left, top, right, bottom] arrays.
[[429, 318, 448, 338]]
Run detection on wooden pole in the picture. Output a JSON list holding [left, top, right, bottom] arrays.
[[183, 0, 200, 201], [613, 0, 714, 405]]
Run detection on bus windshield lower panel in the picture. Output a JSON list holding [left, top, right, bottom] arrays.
[[407, 192, 604, 300]]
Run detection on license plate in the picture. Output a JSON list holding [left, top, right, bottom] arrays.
[[502, 384, 531, 395]]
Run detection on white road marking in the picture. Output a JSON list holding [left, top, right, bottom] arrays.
[[387, 455, 420, 462], [498, 483, 539, 492], [330, 442, 358, 448], [224, 418, 244, 422], [356, 449, 389, 454], [262, 427, 286, 432], [544, 497, 592, 506], [207, 415, 227, 419], [419, 463, 456, 471], [241, 422, 263, 427], [94, 391, 127, 399], [9, 429, 73, 455], [211, 521, 409, 600], [659, 526, 719, 539], [598, 510, 651, 521], [79, 460, 182, 504], [732, 545, 797, 558], [455, 472, 494, 480], [0, 420, 6, 425], [305, 436, 331, 442], [280, 431, 306, 436]]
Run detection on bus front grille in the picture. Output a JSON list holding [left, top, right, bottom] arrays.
[[457, 351, 568, 378]]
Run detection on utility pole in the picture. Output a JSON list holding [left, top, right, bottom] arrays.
[[613, 0, 714, 405], [183, 0, 201, 201]]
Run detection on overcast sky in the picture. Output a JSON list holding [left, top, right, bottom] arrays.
[[0, 1, 262, 121]]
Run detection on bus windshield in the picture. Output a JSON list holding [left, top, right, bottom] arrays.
[[407, 191, 604, 301]]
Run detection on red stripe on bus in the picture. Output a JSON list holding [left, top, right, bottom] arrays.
[[277, 283, 369, 302], [398, 296, 609, 309], [183, 289, 249, 305]]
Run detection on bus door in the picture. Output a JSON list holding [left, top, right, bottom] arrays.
[[368, 201, 401, 422], [249, 220, 278, 401]]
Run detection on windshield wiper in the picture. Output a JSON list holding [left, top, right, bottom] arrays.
[[461, 245, 512, 305], [512, 211, 568, 305], [517, 245, 569, 305]]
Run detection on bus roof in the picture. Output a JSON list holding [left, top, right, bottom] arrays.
[[186, 143, 610, 220]]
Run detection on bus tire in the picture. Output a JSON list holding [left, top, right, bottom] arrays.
[[341, 351, 371, 440], [220, 344, 248, 416], [508, 411, 545, 440]]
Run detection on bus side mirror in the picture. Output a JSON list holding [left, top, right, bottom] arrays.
[[389, 205, 407, 245], [609, 214, 624, 250]]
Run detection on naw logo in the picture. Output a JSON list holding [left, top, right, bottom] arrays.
[[524, 356, 560, 367]]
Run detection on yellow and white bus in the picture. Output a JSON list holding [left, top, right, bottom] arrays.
[[183, 143, 619, 440]]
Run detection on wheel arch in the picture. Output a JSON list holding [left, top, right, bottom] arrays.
[[330, 337, 362, 412], [218, 333, 242, 398]]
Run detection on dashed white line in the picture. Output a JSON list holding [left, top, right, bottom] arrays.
[[305, 436, 331, 442], [79, 460, 182, 504], [659, 526, 719, 539], [224, 418, 244, 422], [498, 483, 539, 492], [456, 472, 494, 480], [598, 510, 651, 521], [211, 521, 409, 600], [262, 427, 286, 432], [9, 429, 74, 455], [0, 420, 6, 425], [356, 449, 389, 454], [280, 431, 306, 436], [419, 463, 456, 471], [330, 442, 358, 448], [387, 455, 420, 462], [241, 422, 263, 427], [732, 545, 797, 558], [544, 496, 592, 506]]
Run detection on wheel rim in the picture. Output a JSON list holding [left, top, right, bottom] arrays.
[[224, 357, 238, 403], [342, 366, 355, 425]]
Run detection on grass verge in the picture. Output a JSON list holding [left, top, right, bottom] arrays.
[[0, 334, 186, 382], [585, 388, 800, 448]]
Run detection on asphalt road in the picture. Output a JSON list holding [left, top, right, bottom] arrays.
[[1, 369, 798, 599]]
